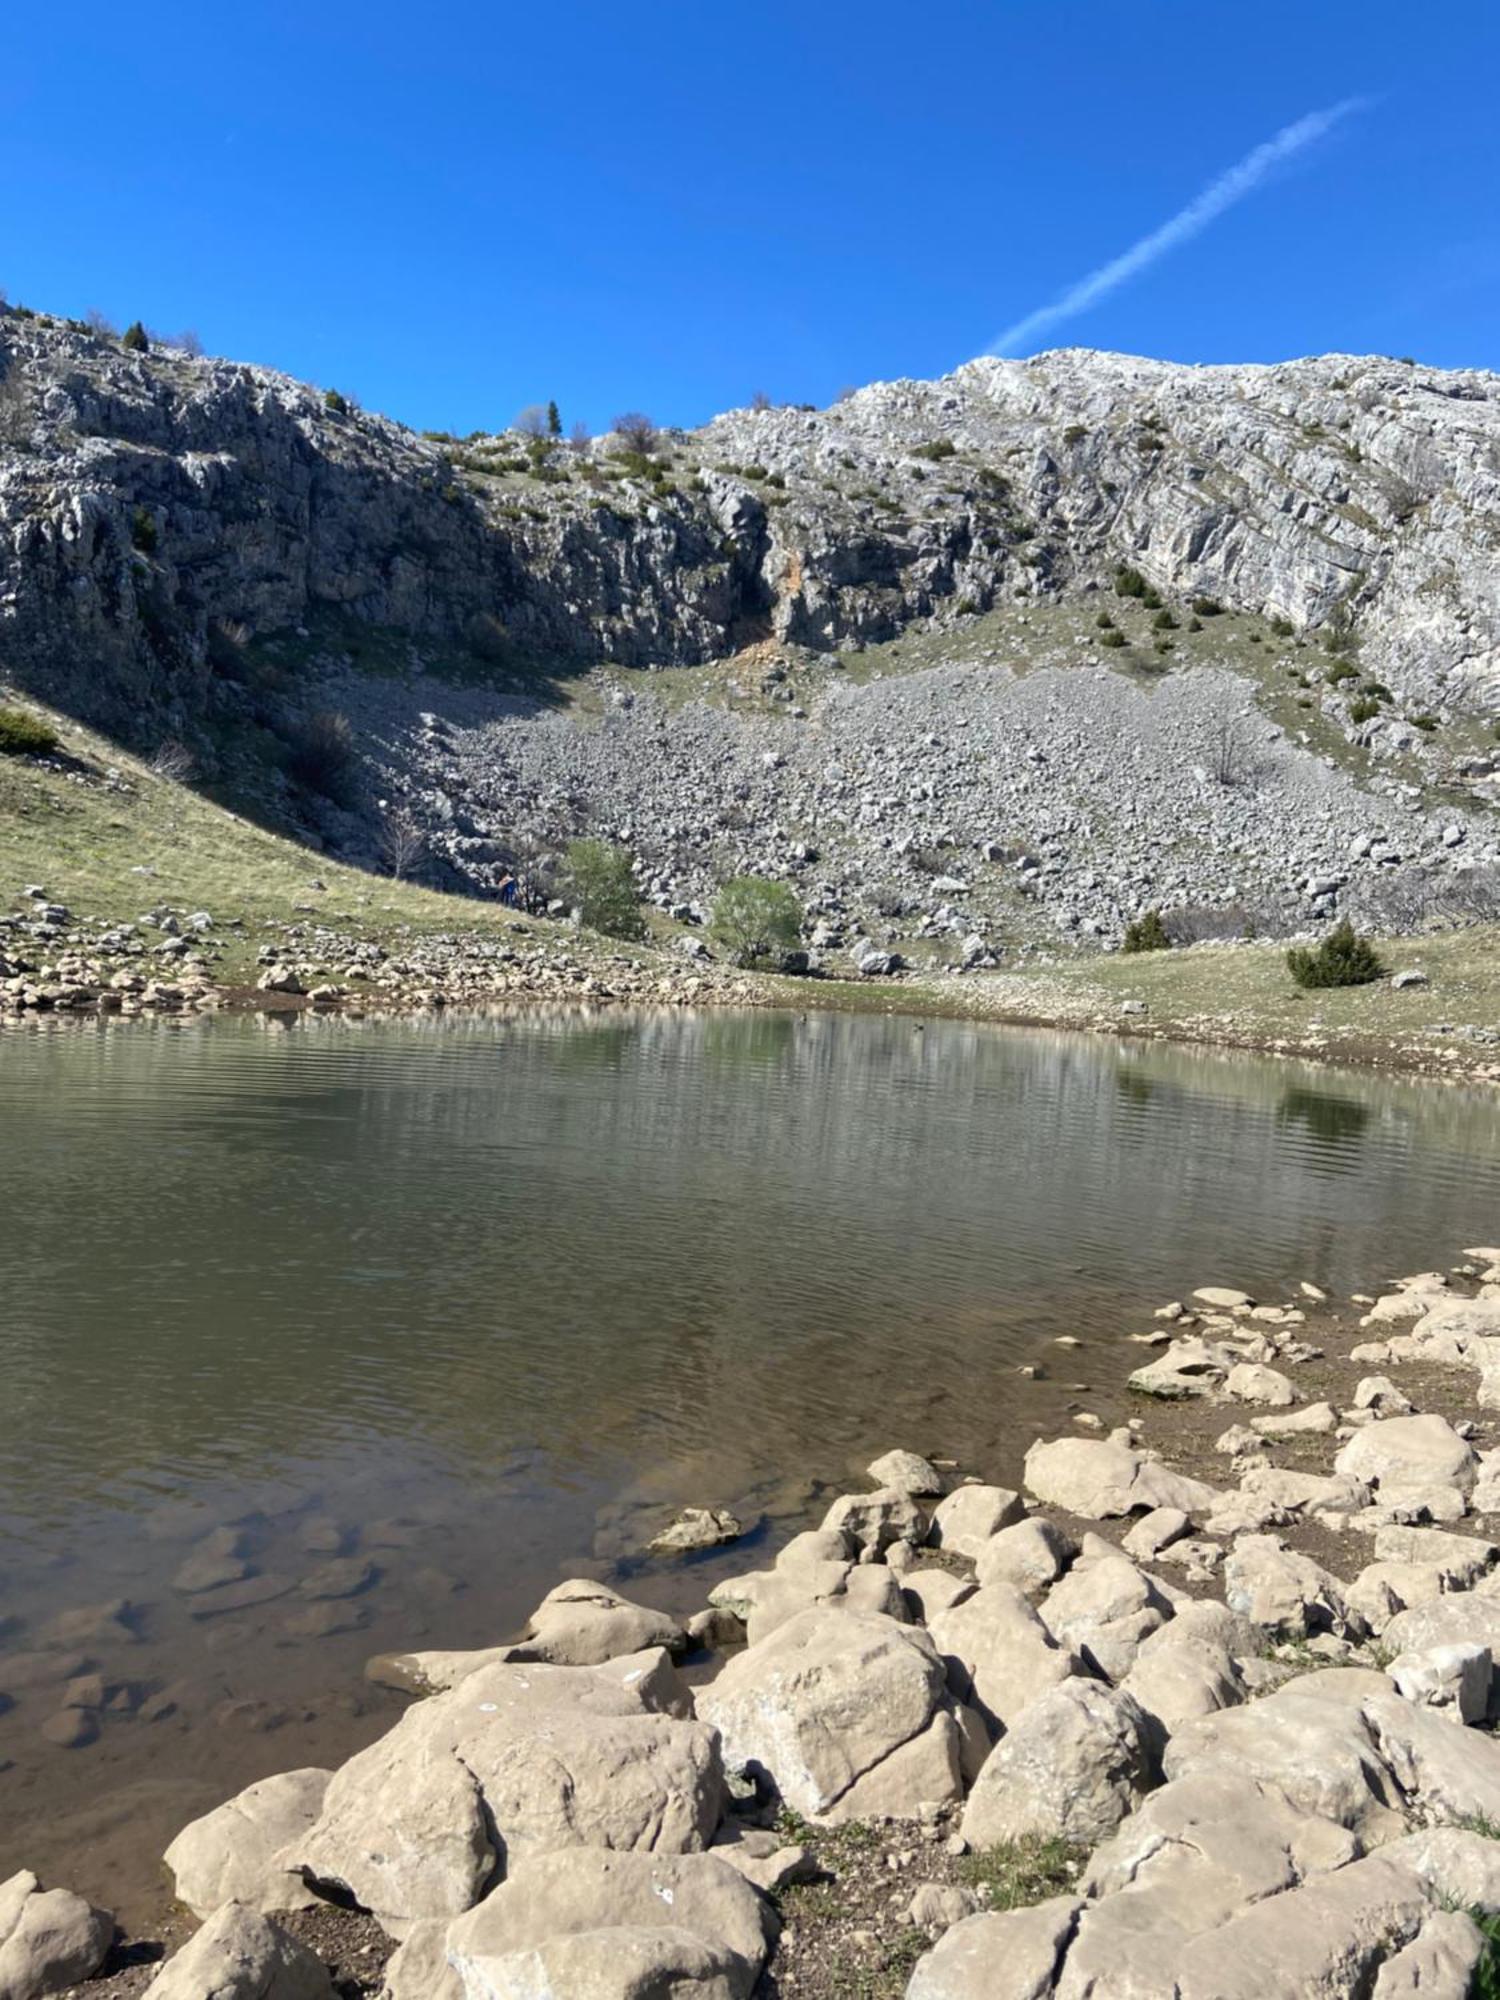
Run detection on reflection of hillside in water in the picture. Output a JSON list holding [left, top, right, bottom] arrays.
[[2, 1010, 1499, 1528]]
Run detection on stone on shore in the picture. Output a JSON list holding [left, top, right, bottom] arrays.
[[444, 1848, 775, 2000], [1224, 1535, 1361, 1640], [1162, 1692, 1405, 1841], [1024, 1437, 1217, 1520], [1333, 1414, 1477, 1497], [706, 1532, 905, 1646], [927, 1583, 1079, 1740], [295, 1650, 722, 1929], [959, 1679, 1155, 1848], [906, 1897, 1081, 2000], [820, 1486, 925, 1556], [696, 1608, 960, 1821], [648, 1507, 743, 1554], [512, 1579, 689, 1664], [926, 1483, 1026, 1559], [164, 1767, 331, 1918], [866, 1449, 946, 1496], [0, 1873, 113, 2000], [1038, 1547, 1173, 1682], [142, 1902, 330, 2000], [973, 1517, 1076, 1600]]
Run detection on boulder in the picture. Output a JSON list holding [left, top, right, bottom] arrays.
[[1225, 1362, 1296, 1407], [928, 1583, 1079, 1739], [696, 1608, 959, 1821], [366, 1643, 690, 1710], [1334, 1416, 1476, 1496], [1038, 1550, 1172, 1682], [1382, 1593, 1500, 1688], [707, 1532, 905, 1647], [164, 1768, 331, 1919], [648, 1508, 743, 1554], [1120, 1621, 1246, 1746], [1250, 1401, 1337, 1437], [1372, 1524, 1494, 1587], [866, 1449, 945, 1496], [1379, 1824, 1500, 1913], [1388, 1642, 1491, 1724], [444, 1848, 774, 2000], [973, 1518, 1075, 1600], [1168, 1853, 1438, 2000], [906, 1897, 1081, 2000], [295, 1651, 722, 1930], [1223, 1535, 1360, 1640], [925, 1485, 1025, 1560], [142, 1903, 330, 2000], [1346, 1561, 1447, 1635], [1370, 1912, 1484, 1999], [1023, 1437, 1217, 1521], [1128, 1338, 1233, 1400], [901, 1569, 975, 1625], [960, 1681, 1155, 1849], [0, 1873, 113, 2000], [820, 1487, 925, 1556], [382, 1922, 460, 2000], [1162, 1692, 1404, 1840], [1363, 1688, 1500, 1823], [512, 1580, 688, 1665]]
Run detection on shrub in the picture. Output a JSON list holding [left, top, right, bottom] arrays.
[[122, 320, 149, 352], [324, 388, 350, 416], [0, 707, 58, 757], [1095, 611, 1115, 630], [1122, 909, 1170, 953], [1349, 697, 1381, 724], [1114, 565, 1147, 598], [1062, 425, 1087, 445], [910, 439, 957, 461], [612, 411, 657, 456], [563, 838, 644, 940], [286, 709, 355, 797], [1269, 615, 1296, 637], [1410, 713, 1439, 732], [1190, 595, 1224, 616], [1151, 608, 1178, 631], [1326, 660, 1358, 685], [1099, 628, 1128, 649], [709, 876, 804, 966], [1286, 920, 1385, 989], [130, 506, 158, 554]]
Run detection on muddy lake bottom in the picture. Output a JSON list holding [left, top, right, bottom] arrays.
[[2, 1006, 1499, 1925]]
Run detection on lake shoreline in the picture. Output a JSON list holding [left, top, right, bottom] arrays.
[[27, 1239, 1500, 1998]]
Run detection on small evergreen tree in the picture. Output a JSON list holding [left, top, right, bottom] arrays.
[[563, 838, 644, 940], [122, 320, 149, 352], [546, 399, 561, 437], [130, 506, 158, 554], [710, 876, 804, 966], [1286, 920, 1385, 990], [1122, 908, 1170, 953]]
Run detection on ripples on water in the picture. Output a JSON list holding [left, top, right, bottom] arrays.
[[1, 1007, 1498, 1913]]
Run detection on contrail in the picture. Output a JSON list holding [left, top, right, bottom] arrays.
[[989, 98, 1371, 356]]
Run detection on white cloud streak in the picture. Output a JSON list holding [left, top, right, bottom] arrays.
[[988, 98, 1371, 356]]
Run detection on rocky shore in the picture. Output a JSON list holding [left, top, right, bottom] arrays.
[[14, 1248, 1500, 1996]]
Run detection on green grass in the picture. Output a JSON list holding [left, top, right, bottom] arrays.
[[957, 1833, 1086, 1909]]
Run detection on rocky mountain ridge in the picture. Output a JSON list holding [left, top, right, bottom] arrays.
[[3, 306, 1500, 951]]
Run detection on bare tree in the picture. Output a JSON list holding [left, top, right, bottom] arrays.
[[85, 307, 119, 339], [750, 390, 773, 412], [149, 738, 197, 784], [1204, 715, 1261, 788], [568, 420, 591, 453], [612, 411, 657, 456], [514, 404, 549, 439], [379, 803, 427, 881]]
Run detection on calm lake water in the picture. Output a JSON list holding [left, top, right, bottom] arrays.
[[3, 1006, 1500, 1919]]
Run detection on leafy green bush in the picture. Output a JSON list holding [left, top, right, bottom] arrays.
[[1190, 596, 1224, 616], [0, 707, 59, 757], [1269, 616, 1295, 637], [1326, 660, 1358, 685], [710, 876, 804, 966], [1152, 608, 1178, 631], [1122, 908, 1170, 953], [122, 320, 149, 352], [1099, 628, 1128, 649], [323, 388, 350, 416], [1095, 611, 1115, 630], [1286, 920, 1385, 989], [910, 439, 956, 461], [1115, 566, 1147, 598], [563, 838, 644, 940], [1063, 425, 1087, 444], [1349, 697, 1381, 724], [1411, 714, 1439, 732], [130, 506, 158, 554]]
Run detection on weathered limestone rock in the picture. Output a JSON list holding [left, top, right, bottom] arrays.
[[295, 1651, 723, 1930], [1121, 1509, 1189, 1561], [1388, 1641, 1491, 1723], [1225, 1362, 1296, 1407], [906, 1897, 1081, 2000], [695, 1608, 958, 1821], [1334, 1415, 1477, 1496], [900, 1568, 974, 1625], [444, 1848, 774, 2000], [1223, 1535, 1361, 1639], [0, 1873, 113, 2000], [648, 1508, 743, 1554], [928, 1583, 1079, 1739], [142, 1903, 330, 2000], [1023, 1437, 1216, 1521], [512, 1579, 689, 1665], [819, 1487, 925, 1556], [1162, 1692, 1404, 1840], [707, 1532, 905, 1648], [1128, 1338, 1234, 1401], [1363, 1688, 1500, 1823], [381, 1922, 459, 2000], [925, 1485, 1025, 1560], [1382, 1593, 1500, 1677], [973, 1517, 1075, 1600], [866, 1449, 945, 1496], [1372, 1524, 1495, 1587], [1120, 1620, 1246, 1745], [1369, 1912, 1484, 1999], [1346, 1560, 1447, 1635], [164, 1767, 331, 1918], [960, 1681, 1155, 1849], [1038, 1550, 1172, 1682]]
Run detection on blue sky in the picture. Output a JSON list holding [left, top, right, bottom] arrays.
[[6, 2, 1498, 434]]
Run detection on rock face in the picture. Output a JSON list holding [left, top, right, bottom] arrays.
[[293, 1650, 723, 1930], [5, 309, 1499, 956]]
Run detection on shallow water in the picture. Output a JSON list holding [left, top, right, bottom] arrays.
[[2, 1007, 1499, 1919]]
